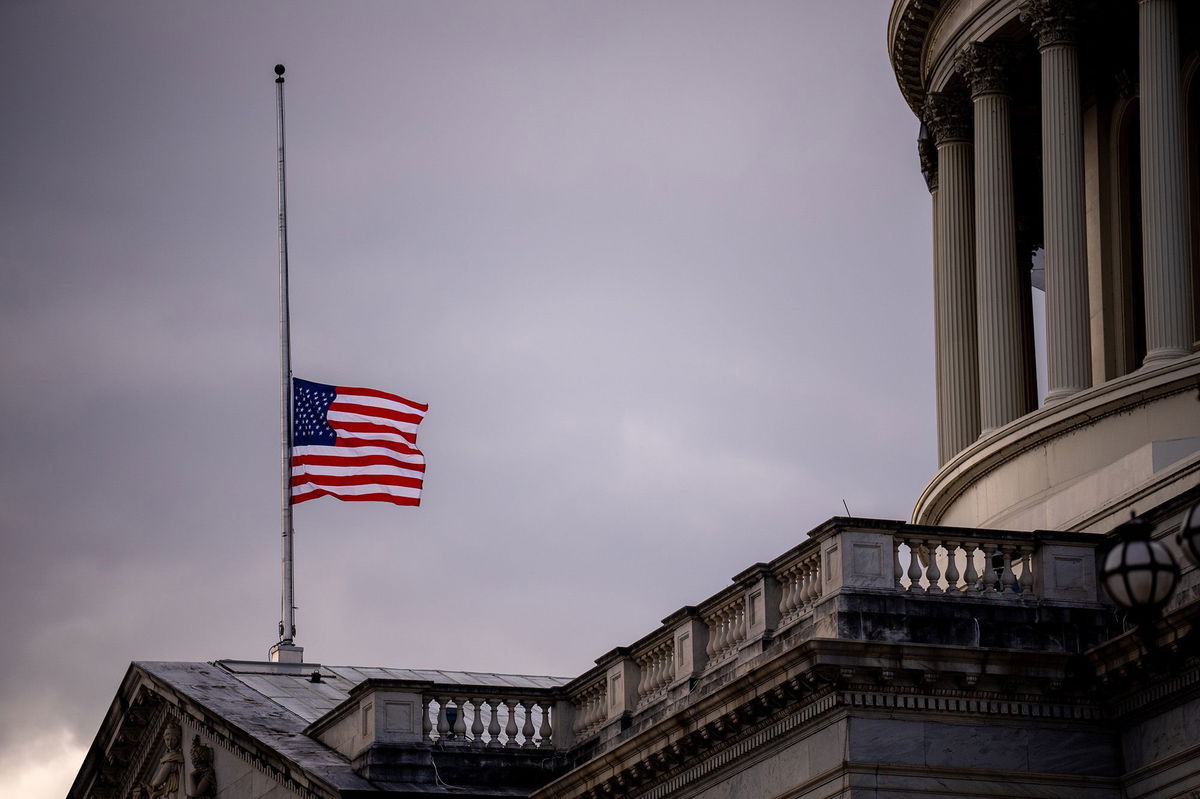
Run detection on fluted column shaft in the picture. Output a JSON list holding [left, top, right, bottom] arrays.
[[1023, 1, 1092, 400], [1138, 0, 1194, 363], [925, 93, 980, 464], [958, 43, 1033, 433]]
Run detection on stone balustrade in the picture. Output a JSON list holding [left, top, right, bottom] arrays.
[[890, 527, 1101, 601], [552, 520, 1103, 751], [702, 593, 747, 667], [896, 533, 1034, 595], [423, 690, 557, 749], [567, 673, 607, 741], [774, 541, 823, 625], [634, 636, 675, 708]]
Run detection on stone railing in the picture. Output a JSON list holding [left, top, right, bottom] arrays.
[[896, 533, 1032, 595], [702, 592, 747, 668], [633, 632, 675, 709], [774, 539, 824, 626], [556, 519, 1104, 750], [423, 690, 558, 748], [567, 671, 607, 742], [892, 527, 1100, 601]]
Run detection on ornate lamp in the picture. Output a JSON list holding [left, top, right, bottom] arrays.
[[1100, 515, 1179, 614], [1176, 502, 1200, 570]]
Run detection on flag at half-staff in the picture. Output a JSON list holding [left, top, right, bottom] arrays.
[[291, 377, 428, 506]]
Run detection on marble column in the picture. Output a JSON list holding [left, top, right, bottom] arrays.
[[1138, 0, 1194, 364], [956, 42, 1033, 434], [924, 92, 980, 465], [1021, 0, 1091, 400]]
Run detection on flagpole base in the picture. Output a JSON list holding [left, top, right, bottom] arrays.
[[269, 643, 304, 664]]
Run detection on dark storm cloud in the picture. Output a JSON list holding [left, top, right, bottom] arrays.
[[0, 2, 933, 793]]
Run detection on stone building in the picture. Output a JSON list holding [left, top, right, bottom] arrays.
[[70, 1, 1200, 797]]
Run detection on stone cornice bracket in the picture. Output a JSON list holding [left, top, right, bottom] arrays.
[[1019, 0, 1080, 49], [918, 121, 938, 192], [922, 91, 972, 145], [955, 41, 1011, 98]]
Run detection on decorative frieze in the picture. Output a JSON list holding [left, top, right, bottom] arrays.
[[144, 721, 183, 799], [187, 736, 217, 798]]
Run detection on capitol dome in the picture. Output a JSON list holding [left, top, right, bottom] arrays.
[[888, 0, 1200, 532]]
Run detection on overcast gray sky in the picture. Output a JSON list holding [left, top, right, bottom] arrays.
[[0, 1, 936, 794]]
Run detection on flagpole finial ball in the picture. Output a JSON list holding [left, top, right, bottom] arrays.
[[275, 64, 286, 76]]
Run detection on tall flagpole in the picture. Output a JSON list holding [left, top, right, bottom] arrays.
[[272, 63, 301, 663]]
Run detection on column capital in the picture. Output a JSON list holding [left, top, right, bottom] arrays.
[[923, 91, 972, 146], [1019, 0, 1081, 49], [954, 42, 1011, 97]]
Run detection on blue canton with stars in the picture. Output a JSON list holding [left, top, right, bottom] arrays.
[[293, 378, 337, 446]]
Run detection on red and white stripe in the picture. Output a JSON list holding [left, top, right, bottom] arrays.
[[292, 385, 427, 506]]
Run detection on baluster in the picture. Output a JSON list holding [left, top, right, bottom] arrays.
[[664, 643, 676, 686], [422, 696, 433, 742], [732, 604, 746, 647], [573, 691, 588, 734], [779, 569, 796, 616], [894, 538, 905, 588], [452, 697, 468, 739], [925, 539, 943, 594], [905, 539, 923, 591], [575, 693, 591, 735], [636, 657, 649, 701], [436, 697, 450, 740], [583, 693, 595, 733], [797, 564, 812, 611], [705, 616, 718, 659], [470, 697, 484, 746], [539, 701, 553, 749], [1016, 545, 1034, 595], [981, 542, 999, 591], [711, 611, 727, 658], [999, 545, 1016, 593], [521, 700, 537, 748], [943, 541, 961, 593], [808, 558, 822, 604], [504, 699, 519, 747], [962, 542, 980, 591], [487, 698, 502, 747]]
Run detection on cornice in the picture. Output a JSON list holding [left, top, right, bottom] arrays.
[[888, 0, 946, 116], [537, 638, 1101, 799]]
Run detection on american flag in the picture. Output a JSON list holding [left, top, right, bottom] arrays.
[[291, 377, 427, 506]]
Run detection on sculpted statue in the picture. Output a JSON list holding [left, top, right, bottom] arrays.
[[145, 721, 183, 798], [187, 735, 217, 798]]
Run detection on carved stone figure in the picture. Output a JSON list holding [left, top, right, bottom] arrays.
[[187, 735, 217, 798], [145, 721, 183, 798]]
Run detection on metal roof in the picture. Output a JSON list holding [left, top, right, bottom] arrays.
[[213, 659, 570, 724]]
